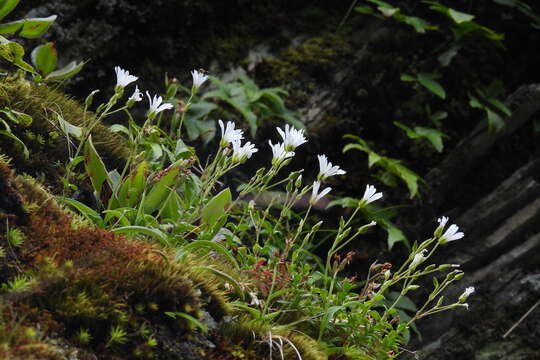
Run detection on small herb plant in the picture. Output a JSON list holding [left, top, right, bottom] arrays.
[[51, 66, 474, 358]]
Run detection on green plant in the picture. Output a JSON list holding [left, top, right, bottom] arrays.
[[343, 134, 421, 198], [0, 0, 56, 73], [43, 65, 474, 358], [201, 69, 302, 138]]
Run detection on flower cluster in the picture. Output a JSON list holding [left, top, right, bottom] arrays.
[[114, 66, 177, 119], [218, 120, 258, 163]]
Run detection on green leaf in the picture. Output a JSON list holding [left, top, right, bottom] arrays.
[[112, 226, 169, 245], [414, 127, 445, 152], [201, 188, 232, 228], [417, 73, 446, 99], [355, 6, 375, 15], [395, 295, 417, 312], [0, 37, 36, 73], [0, 128, 28, 158], [485, 97, 512, 116], [31, 42, 57, 76], [116, 161, 148, 208], [448, 8, 475, 23], [56, 196, 103, 226], [0, 108, 32, 126], [0, 0, 20, 21], [164, 312, 207, 332], [486, 108, 505, 132], [183, 240, 239, 269], [437, 44, 461, 67], [193, 266, 245, 299], [368, 151, 382, 167], [0, 15, 57, 38], [380, 221, 407, 249], [378, 6, 399, 17], [400, 73, 416, 82], [57, 114, 82, 138], [395, 120, 446, 152], [84, 135, 110, 198], [45, 60, 85, 81], [394, 162, 419, 198], [327, 197, 360, 209], [402, 16, 432, 33], [142, 160, 183, 214]]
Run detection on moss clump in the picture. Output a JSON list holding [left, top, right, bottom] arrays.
[[258, 32, 353, 85], [0, 159, 233, 359], [218, 318, 327, 360], [0, 73, 128, 191]]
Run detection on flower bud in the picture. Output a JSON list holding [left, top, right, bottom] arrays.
[[424, 264, 436, 271], [295, 174, 303, 188], [85, 90, 100, 107]]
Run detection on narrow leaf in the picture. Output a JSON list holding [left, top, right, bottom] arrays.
[[417, 73, 446, 99], [201, 188, 232, 227], [45, 60, 85, 81], [84, 135, 110, 198]]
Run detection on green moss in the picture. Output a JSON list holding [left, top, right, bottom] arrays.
[[258, 32, 353, 85], [219, 318, 328, 360], [0, 160, 235, 359], [0, 74, 128, 191]]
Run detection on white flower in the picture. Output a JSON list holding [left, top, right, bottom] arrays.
[[268, 141, 295, 163], [310, 181, 331, 205], [317, 154, 346, 180], [232, 140, 258, 163], [128, 86, 143, 103], [114, 66, 138, 88], [410, 249, 427, 270], [191, 69, 209, 89], [218, 120, 244, 146], [249, 292, 262, 307], [459, 286, 475, 303], [438, 216, 449, 228], [146, 91, 173, 119], [359, 184, 383, 206], [437, 217, 464, 244], [277, 124, 307, 151]]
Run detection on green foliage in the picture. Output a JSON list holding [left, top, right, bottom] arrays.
[[201, 187, 232, 229], [343, 135, 421, 198], [0, 107, 31, 158], [0, 38, 476, 358], [6, 226, 25, 247], [401, 72, 446, 99], [494, 0, 540, 29], [202, 70, 303, 137], [394, 121, 446, 153], [31, 42, 85, 82]]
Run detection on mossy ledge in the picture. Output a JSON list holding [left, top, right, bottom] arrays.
[[0, 157, 228, 359], [0, 73, 129, 190]]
